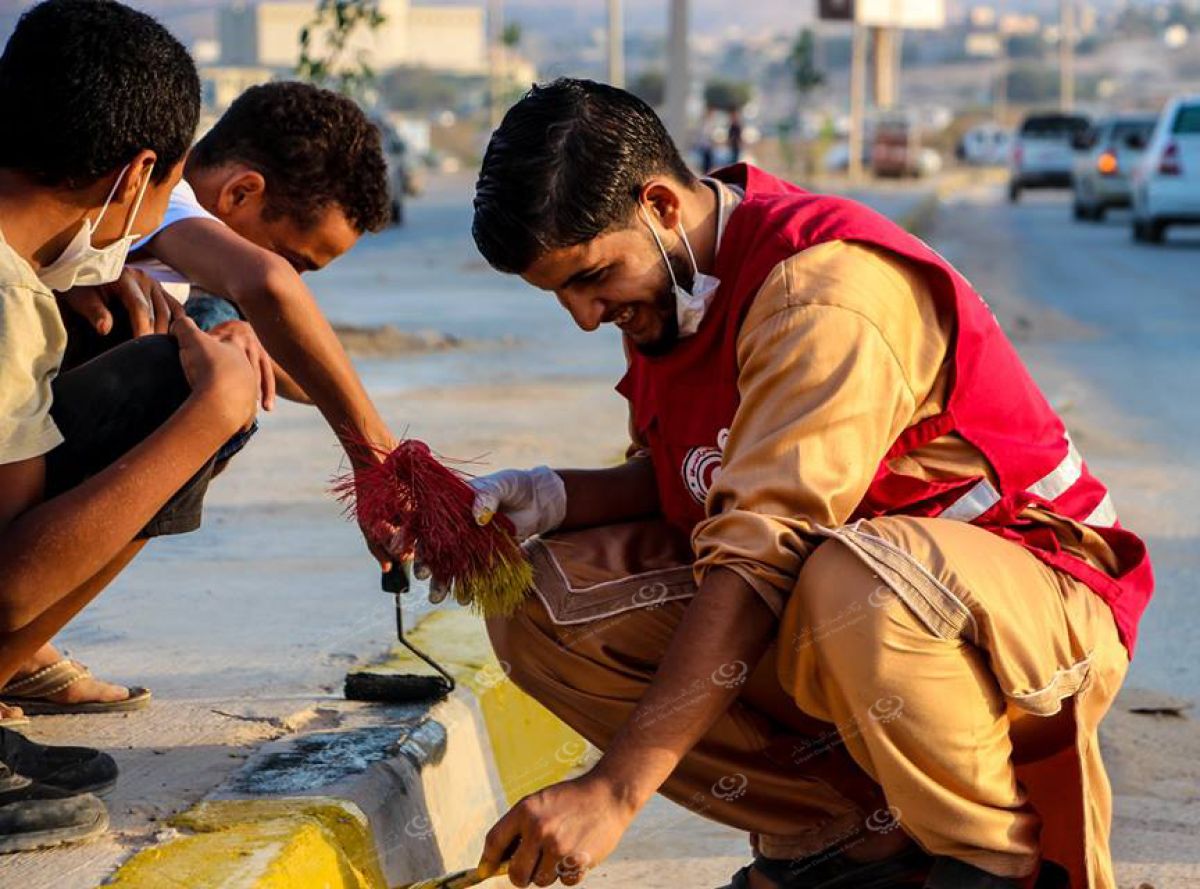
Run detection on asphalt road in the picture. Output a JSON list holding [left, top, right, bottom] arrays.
[[931, 182, 1200, 701]]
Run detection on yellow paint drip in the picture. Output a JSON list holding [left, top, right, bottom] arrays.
[[378, 609, 587, 804], [108, 798, 387, 889]]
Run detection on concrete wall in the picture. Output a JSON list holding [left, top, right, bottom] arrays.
[[217, 0, 486, 75]]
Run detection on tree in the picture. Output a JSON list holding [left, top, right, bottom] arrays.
[[297, 0, 387, 100], [703, 78, 752, 113], [789, 28, 825, 102], [501, 22, 522, 48], [630, 70, 666, 107]]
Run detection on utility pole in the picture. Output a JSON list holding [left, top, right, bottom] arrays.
[[608, 0, 625, 88], [664, 0, 689, 147], [488, 0, 504, 128], [1059, 0, 1074, 112], [871, 26, 899, 110], [994, 0, 1008, 123], [848, 21, 867, 182]]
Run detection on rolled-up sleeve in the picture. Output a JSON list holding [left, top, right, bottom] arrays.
[[691, 251, 923, 615]]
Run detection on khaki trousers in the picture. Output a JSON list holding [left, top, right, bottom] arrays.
[[486, 516, 1128, 889]]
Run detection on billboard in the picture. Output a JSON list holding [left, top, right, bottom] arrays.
[[818, 0, 946, 29], [818, 0, 855, 21]]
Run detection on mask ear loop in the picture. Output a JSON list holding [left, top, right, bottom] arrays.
[[639, 203, 681, 291], [120, 162, 155, 239], [675, 219, 701, 279], [89, 163, 132, 235]]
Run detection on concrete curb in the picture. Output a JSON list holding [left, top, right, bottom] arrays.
[[901, 167, 1010, 237], [104, 610, 586, 888]]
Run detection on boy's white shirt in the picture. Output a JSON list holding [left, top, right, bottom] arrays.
[[128, 179, 222, 303]]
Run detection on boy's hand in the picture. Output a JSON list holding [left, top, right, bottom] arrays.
[[58, 268, 173, 337], [170, 303, 258, 435], [208, 320, 277, 411]]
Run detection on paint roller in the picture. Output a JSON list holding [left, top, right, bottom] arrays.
[[343, 564, 456, 703]]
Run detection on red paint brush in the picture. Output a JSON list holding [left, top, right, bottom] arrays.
[[333, 439, 533, 617]]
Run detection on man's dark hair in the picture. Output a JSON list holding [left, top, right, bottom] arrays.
[[0, 0, 199, 187], [190, 81, 390, 234], [473, 78, 696, 274]]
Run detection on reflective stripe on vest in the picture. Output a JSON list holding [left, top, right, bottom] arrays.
[[1083, 493, 1118, 528], [940, 439, 1118, 528]]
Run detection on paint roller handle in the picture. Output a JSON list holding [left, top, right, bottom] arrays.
[[382, 563, 410, 595]]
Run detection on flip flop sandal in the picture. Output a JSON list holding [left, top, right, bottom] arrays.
[[720, 846, 931, 889], [0, 707, 30, 728], [0, 660, 151, 716]]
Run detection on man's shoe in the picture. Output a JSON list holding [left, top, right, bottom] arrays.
[[721, 845, 932, 888], [924, 857, 1071, 888], [0, 726, 118, 795], [0, 764, 108, 854]]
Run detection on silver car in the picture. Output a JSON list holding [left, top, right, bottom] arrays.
[[1071, 114, 1157, 221], [1009, 113, 1090, 203]]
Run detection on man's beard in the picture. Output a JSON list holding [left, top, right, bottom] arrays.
[[631, 247, 693, 358]]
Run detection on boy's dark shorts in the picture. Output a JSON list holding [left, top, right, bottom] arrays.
[[48, 322, 253, 538]]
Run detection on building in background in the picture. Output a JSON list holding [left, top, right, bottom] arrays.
[[219, 0, 486, 75], [200, 64, 275, 117]]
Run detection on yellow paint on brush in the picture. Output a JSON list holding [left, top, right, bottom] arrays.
[[108, 798, 387, 889], [376, 609, 587, 805]]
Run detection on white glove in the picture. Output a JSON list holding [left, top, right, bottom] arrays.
[[469, 465, 567, 540], [417, 466, 566, 605]]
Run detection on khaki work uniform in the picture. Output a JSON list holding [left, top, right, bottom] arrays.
[[488, 236, 1130, 888]]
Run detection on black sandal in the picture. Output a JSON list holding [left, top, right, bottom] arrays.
[[719, 846, 932, 889]]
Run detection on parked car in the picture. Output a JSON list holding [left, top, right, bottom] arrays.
[[1009, 112, 1090, 202], [871, 113, 920, 177], [1131, 94, 1200, 243], [371, 116, 419, 226], [958, 123, 1012, 166], [1071, 114, 1158, 221]]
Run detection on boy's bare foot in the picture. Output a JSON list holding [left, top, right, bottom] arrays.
[[0, 704, 24, 723], [4, 644, 136, 706]]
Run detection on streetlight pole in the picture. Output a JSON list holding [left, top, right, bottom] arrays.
[[665, 0, 689, 147], [1059, 0, 1074, 112], [994, 0, 1008, 123], [608, 0, 625, 88], [488, 0, 504, 128], [848, 21, 867, 182]]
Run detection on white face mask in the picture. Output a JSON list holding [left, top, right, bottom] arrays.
[[38, 163, 153, 292], [639, 204, 721, 338]]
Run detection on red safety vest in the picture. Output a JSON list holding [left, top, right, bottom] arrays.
[[617, 164, 1153, 654]]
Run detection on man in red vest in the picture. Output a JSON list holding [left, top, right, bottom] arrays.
[[458, 79, 1151, 889]]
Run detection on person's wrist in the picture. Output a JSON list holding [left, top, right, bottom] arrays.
[[530, 465, 568, 533], [183, 387, 247, 440], [587, 752, 661, 816], [343, 422, 396, 469]]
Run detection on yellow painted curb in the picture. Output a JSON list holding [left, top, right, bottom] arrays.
[[107, 798, 386, 889], [369, 609, 588, 805]]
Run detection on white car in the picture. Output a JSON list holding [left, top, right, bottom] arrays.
[[1009, 113, 1090, 203], [958, 123, 1012, 166], [1071, 114, 1157, 221], [1132, 95, 1200, 243]]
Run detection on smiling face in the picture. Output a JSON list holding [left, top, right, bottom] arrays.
[[202, 165, 361, 273], [229, 200, 361, 274], [520, 196, 699, 356]]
